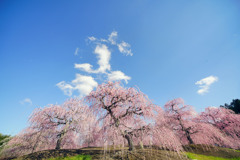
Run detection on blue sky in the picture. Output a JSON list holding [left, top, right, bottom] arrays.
[[0, 0, 240, 135]]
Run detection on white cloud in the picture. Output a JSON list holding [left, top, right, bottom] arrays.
[[72, 74, 98, 96], [88, 36, 96, 41], [108, 71, 131, 83], [74, 48, 79, 55], [57, 31, 132, 97], [195, 76, 218, 95], [74, 44, 111, 74], [57, 74, 98, 97], [56, 81, 74, 96], [87, 31, 133, 56], [20, 98, 32, 105], [100, 38, 108, 42], [74, 63, 94, 73], [108, 31, 118, 45], [94, 44, 111, 73], [117, 41, 133, 56]]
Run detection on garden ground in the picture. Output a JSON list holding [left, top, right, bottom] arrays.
[[3, 145, 240, 160]]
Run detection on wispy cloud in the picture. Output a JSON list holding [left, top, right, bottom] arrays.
[[87, 31, 133, 56], [56, 81, 74, 96], [74, 47, 79, 55], [108, 71, 131, 83], [20, 98, 32, 105], [195, 76, 218, 95], [117, 41, 133, 56], [74, 63, 94, 73], [108, 31, 118, 45], [88, 36, 96, 41], [57, 31, 132, 97]]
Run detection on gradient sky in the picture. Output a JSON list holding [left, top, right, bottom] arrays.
[[1, 0, 240, 135]]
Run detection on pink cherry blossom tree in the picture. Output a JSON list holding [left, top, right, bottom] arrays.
[[199, 107, 240, 148], [1, 98, 99, 159], [164, 98, 198, 145], [86, 82, 156, 151], [0, 127, 55, 158], [164, 98, 233, 148], [1, 98, 98, 159], [153, 107, 183, 151], [29, 98, 97, 150], [29, 104, 76, 150]]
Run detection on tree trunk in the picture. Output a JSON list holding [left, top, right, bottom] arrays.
[[55, 136, 63, 150], [124, 134, 135, 151], [55, 131, 65, 150], [55, 128, 67, 150], [186, 132, 194, 144]]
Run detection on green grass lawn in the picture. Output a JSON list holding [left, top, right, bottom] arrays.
[[186, 152, 240, 160], [227, 149, 240, 153], [47, 154, 91, 160]]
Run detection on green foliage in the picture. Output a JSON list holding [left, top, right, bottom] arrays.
[[0, 133, 10, 146], [227, 148, 240, 153], [47, 154, 91, 160], [0, 133, 11, 153], [221, 99, 240, 114], [186, 152, 240, 160]]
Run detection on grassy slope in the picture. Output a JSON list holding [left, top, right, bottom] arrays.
[[41, 151, 240, 160], [7, 145, 240, 160], [47, 154, 91, 160], [186, 152, 240, 160], [183, 145, 240, 159]]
